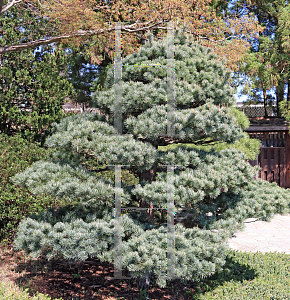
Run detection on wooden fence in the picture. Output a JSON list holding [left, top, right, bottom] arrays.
[[248, 131, 289, 188]]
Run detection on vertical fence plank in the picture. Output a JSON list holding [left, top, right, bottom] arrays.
[[280, 148, 286, 187], [273, 148, 279, 185], [247, 130, 288, 188], [267, 147, 272, 182], [286, 131, 290, 188], [260, 148, 265, 180]]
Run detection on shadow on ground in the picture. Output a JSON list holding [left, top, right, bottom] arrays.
[[0, 245, 257, 300]]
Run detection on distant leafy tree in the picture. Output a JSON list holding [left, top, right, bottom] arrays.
[[224, 0, 290, 117], [0, 4, 74, 144], [0, 0, 262, 77], [237, 48, 278, 117]]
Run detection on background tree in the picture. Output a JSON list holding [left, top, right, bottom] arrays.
[[65, 44, 100, 110], [0, 0, 262, 73], [237, 43, 278, 117], [277, 4, 290, 102], [12, 30, 290, 294], [276, 5, 290, 119], [223, 0, 290, 117], [0, 4, 74, 144]]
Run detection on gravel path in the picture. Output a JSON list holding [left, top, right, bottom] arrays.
[[227, 214, 290, 254]]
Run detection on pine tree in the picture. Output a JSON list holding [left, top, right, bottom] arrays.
[[222, 0, 290, 117], [12, 29, 290, 292]]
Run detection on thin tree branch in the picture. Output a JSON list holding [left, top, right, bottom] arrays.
[[0, 21, 167, 54], [0, 0, 23, 15], [139, 135, 223, 148], [0, 16, 234, 55]]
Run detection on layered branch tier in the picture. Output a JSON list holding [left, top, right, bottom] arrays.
[[133, 148, 259, 208], [125, 103, 245, 146], [93, 34, 235, 118], [12, 146, 259, 219], [43, 104, 245, 167], [14, 214, 228, 288]]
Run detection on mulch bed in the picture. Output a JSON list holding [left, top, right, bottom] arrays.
[[0, 244, 199, 300]]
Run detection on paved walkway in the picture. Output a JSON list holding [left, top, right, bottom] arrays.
[[227, 214, 290, 254]]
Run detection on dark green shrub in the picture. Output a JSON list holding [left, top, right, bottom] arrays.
[[0, 5, 74, 146], [0, 133, 58, 242]]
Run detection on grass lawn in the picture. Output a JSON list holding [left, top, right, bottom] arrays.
[[190, 249, 290, 300]]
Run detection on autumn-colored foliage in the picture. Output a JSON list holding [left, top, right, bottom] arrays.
[[38, 0, 263, 70], [1, 0, 263, 71]]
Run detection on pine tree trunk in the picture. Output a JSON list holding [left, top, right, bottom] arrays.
[[137, 271, 151, 291], [138, 160, 159, 183], [263, 87, 268, 117], [138, 165, 158, 220], [276, 79, 285, 117], [139, 198, 155, 221]]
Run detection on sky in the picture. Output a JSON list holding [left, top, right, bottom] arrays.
[[234, 84, 279, 104], [234, 86, 248, 103]]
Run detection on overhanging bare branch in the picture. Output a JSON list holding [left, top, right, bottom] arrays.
[[0, 21, 170, 55], [0, 19, 232, 55], [0, 0, 23, 15]]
